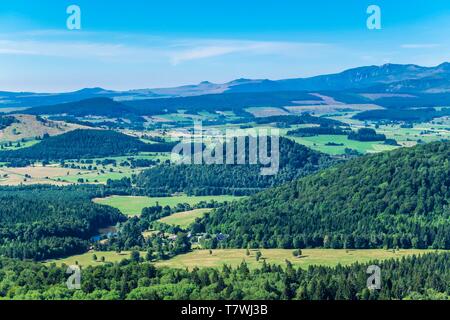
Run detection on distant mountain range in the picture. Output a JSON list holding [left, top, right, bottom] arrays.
[[1, 62, 449, 109], [226, 62, 450, 93]]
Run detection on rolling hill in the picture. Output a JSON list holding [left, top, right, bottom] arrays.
[[0, 87, 161, 109], [123, 91, 322, 116], [0, 129, 176, 161], [135, 137, 339, 196], [200, 141, 450, 249], [0, 114, 89, 142], [21, 97, 141, 118]]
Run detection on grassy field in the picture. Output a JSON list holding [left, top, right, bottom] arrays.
[[285, 104, 383, 115], [329, 113, 450, 147], [44, 249, 440, 269], [287, 134, 398, 155], [58, 168, 138, 184], [157, 208, 212, 228], [0, 139, 40, 150], [0, 165, 79, 186], [155, 249, 440, 270], [0, 151, 170, 186], [93, 195, 244, 216], [245, 107, 289, 117], [0, 165, 139, 186], [80, 152, 171, 163], [45, 251, 145, 267]]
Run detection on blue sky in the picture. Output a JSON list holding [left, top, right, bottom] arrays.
[[0, 0, 449, 92]]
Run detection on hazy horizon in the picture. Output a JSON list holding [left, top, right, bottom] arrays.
[[1, 60, 449, 94]]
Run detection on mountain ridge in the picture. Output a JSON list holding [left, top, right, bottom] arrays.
[[1, 62, 449, 108]]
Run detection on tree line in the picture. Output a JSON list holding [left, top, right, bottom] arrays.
[[136, 137, 339, 196], [0, 252, 447, 300], [0, 116, 17, 130]]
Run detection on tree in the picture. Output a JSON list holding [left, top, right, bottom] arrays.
[[255, 251, 262, 262], [145, 249, 154, 261], [130, 250, 140, 263], [292, 249, 302, 257]]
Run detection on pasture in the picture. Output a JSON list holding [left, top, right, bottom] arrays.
[[245, 107, 289, 117], [285, 103, 383, 116], [44, 249, 441, 269], [0, 165, 81, 186], [93, 195, 244, 216], [45, 251, 145, 267], [287, 134, 397, 155], [0, 114, 88, 142], [0, 152, 170, 186], [155, 249, 439, 270], [157, 208, 212, 228]]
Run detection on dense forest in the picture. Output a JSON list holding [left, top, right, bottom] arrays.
[[347, 128, 386, 142], [254, 115, 347, 127], [0, 185, 126, 260], [22, 98, 141, 118], [0, 116, 17, 130], [136, 138, 339, 195], [353, 107, 450, 122], [287, 125, 350, 137], [357, 92, 450, 109], [0, 129, 177, 161], [0, 252, 447, 300], [200, 141, 450, 249]]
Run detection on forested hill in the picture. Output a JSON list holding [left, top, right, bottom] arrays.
[[0, 129, 176, 161], [135, 137, 338, 196], [20, 97, 140, 118], [201, 141, 450, 249], [0, 185, 126, 261]]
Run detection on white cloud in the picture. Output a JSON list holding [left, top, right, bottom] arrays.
[[170, 45, 245, 65], [0, 34, 328, 67], [169, 40, 327, 65]]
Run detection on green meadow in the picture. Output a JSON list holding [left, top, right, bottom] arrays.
[[44, 249, 442, 270], [155, 249, 440, 270], [45, 251, 145, 267], [93, 195, 244, 216], [157, 208, 212, 228], [287, 135, 397, 155]]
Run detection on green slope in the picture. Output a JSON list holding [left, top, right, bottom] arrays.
[[0, 129, 176, 161], [136, 137, 339, 196], [201, 141, 450, 249]]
